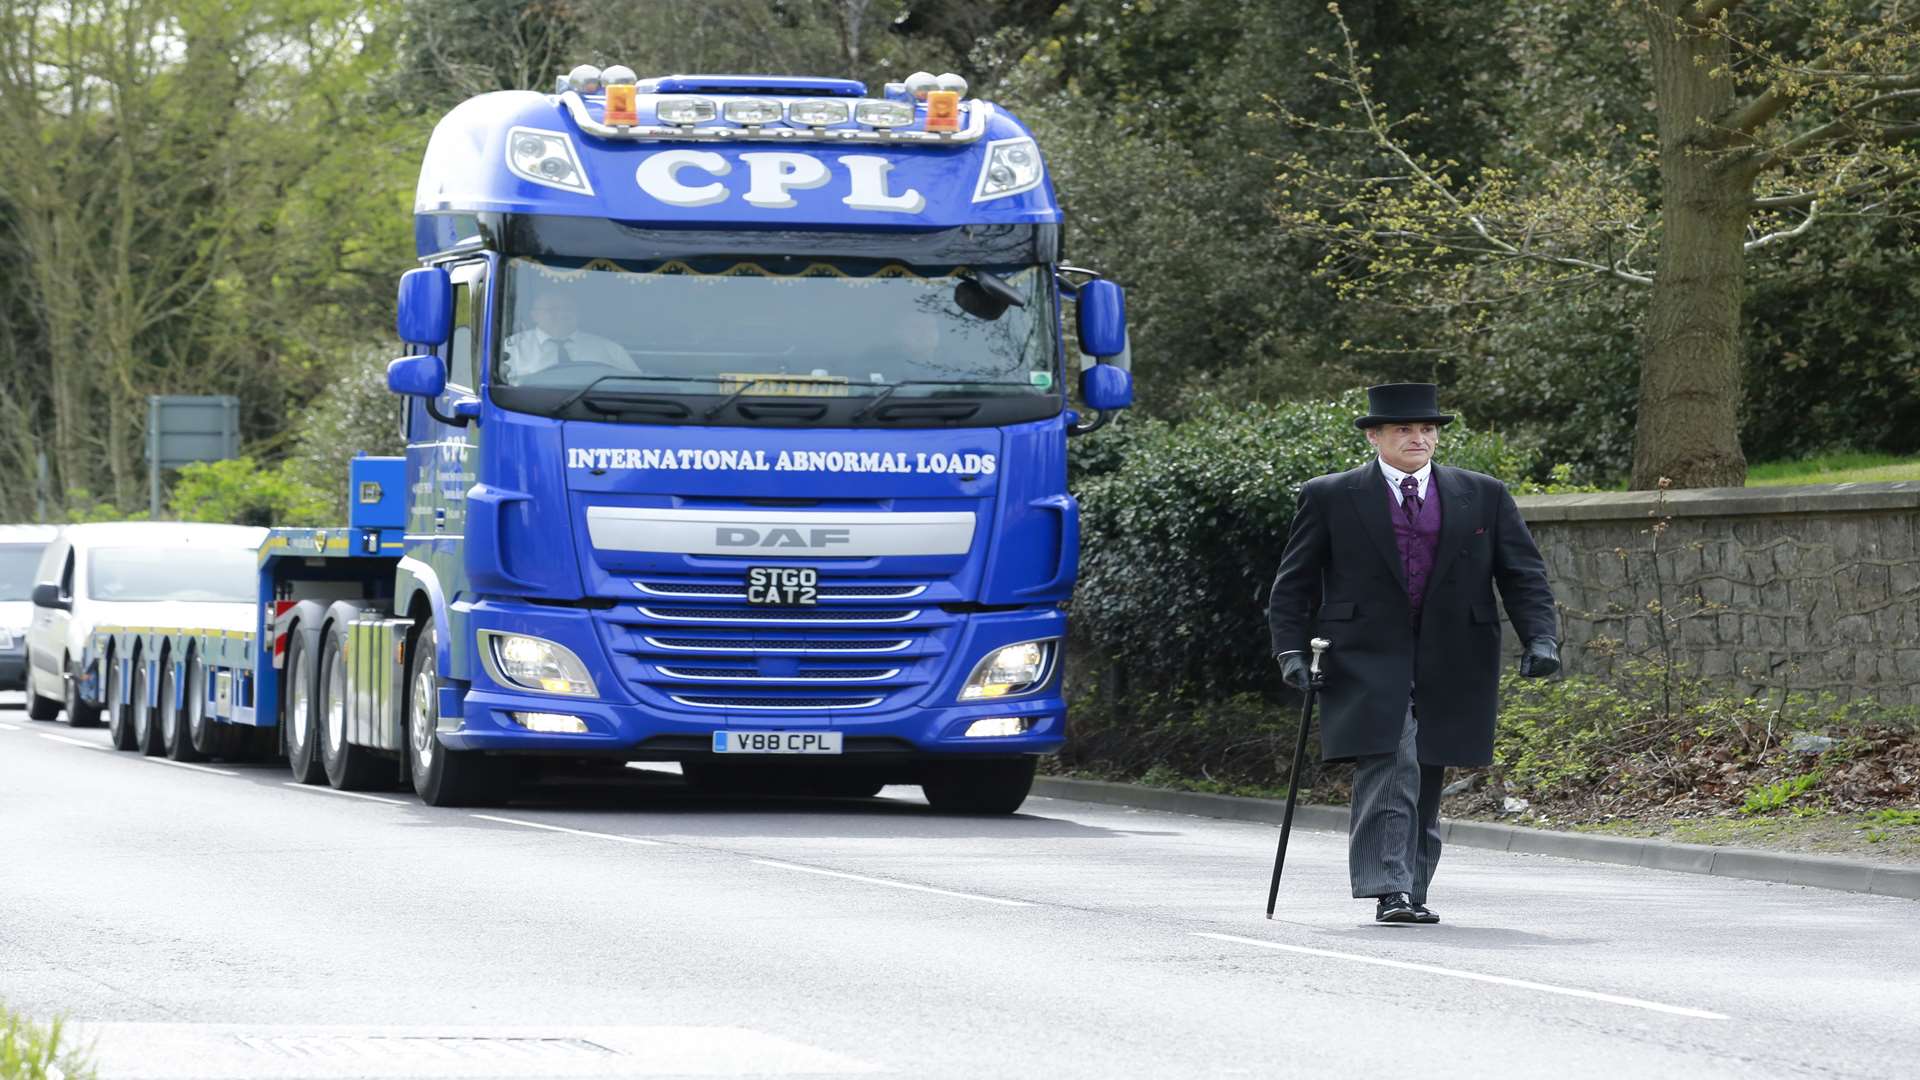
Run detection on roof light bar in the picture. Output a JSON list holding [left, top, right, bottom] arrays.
[[787, 99, 852, 127], [656, 96, 716, 126], [853, 98, 915, 129], [721, 98, 783, 126]]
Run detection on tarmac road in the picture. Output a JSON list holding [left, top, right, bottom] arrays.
[[3, 695, 1917, 1079]]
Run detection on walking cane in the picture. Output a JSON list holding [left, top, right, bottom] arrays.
[[1266, 636, 1330, 918]]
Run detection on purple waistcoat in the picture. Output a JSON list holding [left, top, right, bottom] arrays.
[[1388, 475, 1443, 622]]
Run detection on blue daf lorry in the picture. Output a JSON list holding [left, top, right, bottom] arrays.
[[85, 66, 1133, 810]]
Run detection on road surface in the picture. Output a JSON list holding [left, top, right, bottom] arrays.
[[2, 696, 1916, 1078]]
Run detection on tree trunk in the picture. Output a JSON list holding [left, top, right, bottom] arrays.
[[1633, 2, 1749, 490]]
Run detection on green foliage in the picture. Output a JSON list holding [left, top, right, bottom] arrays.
[[0, 1005, 93, 1080], [1746, 452, 1920, 486], [1070, 388, 1543, 701], [1867, 808, 1920, 828], [169, 457, 333, 528], [1741, 772, 1823, 816], [54, 490, 149, 524]]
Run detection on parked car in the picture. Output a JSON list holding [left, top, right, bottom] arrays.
[[25, 522, 266, 727], [2, 524, 60, 698]]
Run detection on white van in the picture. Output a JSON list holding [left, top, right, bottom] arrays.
[[25, 522, 267, 725], [2, 525, 60, 696]]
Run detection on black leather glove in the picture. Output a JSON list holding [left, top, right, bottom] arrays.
[[1519, 637, 1560, 678], [1278, 652, 1310, 691]]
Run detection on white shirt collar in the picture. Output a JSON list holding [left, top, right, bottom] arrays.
[[1378, 458, 1432, 502]]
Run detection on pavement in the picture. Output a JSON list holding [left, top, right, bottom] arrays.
[[4, 694, 1920, 1079]]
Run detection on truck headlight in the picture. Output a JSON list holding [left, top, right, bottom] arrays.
[[973, 137, 1043, 202], [958, 639, 1055, 701], [505, 126, 592, 195], [482, 632, 597, 697]]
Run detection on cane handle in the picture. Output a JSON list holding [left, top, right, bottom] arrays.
[[1308, 637, 1331, 677]]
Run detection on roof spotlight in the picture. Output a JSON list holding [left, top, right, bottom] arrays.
[[904, 71, 938, 100], [935, 72, 968, 97], [567, 64, 603, 94]]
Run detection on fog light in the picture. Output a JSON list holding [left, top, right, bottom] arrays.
[[964, 716, 1034, 738], [511, 712, 589, 733]]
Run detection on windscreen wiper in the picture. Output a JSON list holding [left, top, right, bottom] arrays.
[[550, 373, 726, 416], [703, 377, 788, 419], [850, 379, 1036, 422]]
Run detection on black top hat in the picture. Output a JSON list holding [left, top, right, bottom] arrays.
[[1355, 383, 1455, 430]]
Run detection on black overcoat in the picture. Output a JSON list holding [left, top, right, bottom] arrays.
[[1266, 462, 1557, 767]]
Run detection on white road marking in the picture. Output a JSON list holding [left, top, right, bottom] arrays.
[[471, 814, 667, 846], [284, 782, 408, 805], [0, 721, 20, 731], [147, 758, 240, 777], [40, 733, 108, 750], [1193, 932, 1731, 1020], [750, 859, 1033, 907]]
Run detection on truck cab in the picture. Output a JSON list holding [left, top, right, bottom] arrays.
[[371, 68, 1132, 810]]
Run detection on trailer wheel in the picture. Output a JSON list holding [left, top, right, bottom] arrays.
[[282, 629, 324, 784], [63, 659, 101, 727], [186, 656, 219, 755], [160, 655, 205, 762], [406, 624, 511, 807], [105, 654, 137, 751], [133, 656, 165, 757], [318, 616, 386, 790], [919, 757, 1037, 815]]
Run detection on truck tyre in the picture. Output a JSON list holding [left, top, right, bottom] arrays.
[[920, 757, 1037, 815], [160, 656, 206, 762], [319, 615, 387, 790], [406, 624, 511, 807], [63, 659, 101, 727], [282, 629, 324, 784], [105, 654, 137, 751], [133, 657, 165, 757], [26, 684, 61, 721]]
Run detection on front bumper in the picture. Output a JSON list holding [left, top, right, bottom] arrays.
[[437, 601, 1066, 757]]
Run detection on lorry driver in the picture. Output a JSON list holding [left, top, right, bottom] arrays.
[[502, 290, 640, 380]]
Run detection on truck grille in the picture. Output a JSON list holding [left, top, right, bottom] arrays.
[[599, 577, 957, 715]]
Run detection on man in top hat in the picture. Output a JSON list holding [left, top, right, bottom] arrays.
[[1267, 383, 1559, 923]]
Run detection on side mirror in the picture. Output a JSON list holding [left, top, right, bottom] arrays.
[[387, 353, 448, 398], [1076, 279, 1127, 358], [396, 266, 453, 346], [1081, 364, 1133, 412], [31, 582, 70, 612]]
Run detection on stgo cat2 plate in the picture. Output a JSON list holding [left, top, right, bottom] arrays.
[[746, 566, 817, 606]]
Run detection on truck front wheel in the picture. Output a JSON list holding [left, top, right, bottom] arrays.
[[406, 625, 511, 808], [920, 758, 1037, 815]]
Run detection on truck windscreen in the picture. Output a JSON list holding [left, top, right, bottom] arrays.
[[490, 255, 1060, 428]]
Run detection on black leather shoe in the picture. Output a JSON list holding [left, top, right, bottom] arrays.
[[1410, 901, 1440, 924], [1375, 893, 1418, 923]]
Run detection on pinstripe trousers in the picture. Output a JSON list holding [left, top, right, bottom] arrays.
[[1348, 701, 1446, 901]]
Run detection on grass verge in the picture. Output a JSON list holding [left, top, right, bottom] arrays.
[[0, 1005, 93, 1080], [1745, 452, 1920, 486]]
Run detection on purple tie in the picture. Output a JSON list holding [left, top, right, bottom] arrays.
[[1400, 475, 1422, 520]]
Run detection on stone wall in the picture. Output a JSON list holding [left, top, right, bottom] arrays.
[[1511, 482, 1920, 706]]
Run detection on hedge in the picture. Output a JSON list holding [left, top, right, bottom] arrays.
[[1062, 390, 1544, 771]]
